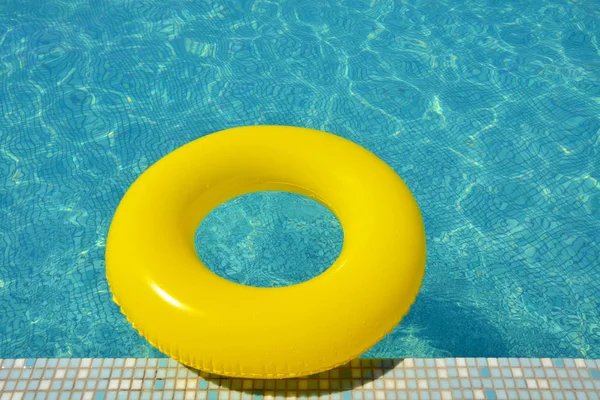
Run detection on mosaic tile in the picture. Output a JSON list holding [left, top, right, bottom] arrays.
[[0, 358, 599, 399]]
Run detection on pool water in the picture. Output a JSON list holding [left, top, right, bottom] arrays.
[[1, 0, 599, 359]]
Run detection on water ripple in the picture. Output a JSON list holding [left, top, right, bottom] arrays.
[[0, 0, 599, 359]]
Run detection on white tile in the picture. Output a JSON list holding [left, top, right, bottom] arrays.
[[119, 379, 131, 390], [82, 392, 94, 400], [436, 359, 446, 368], [396, 380, 406, 389], [131, 379, 142, 390], [77, 369, 89, 379], [375, 391, 385, 400], [0, 394, 10, 400], [537, 379, 549, 389], [418, 379, 428, 389], [526, 379, 537, 389], [108, 379, 119, 390], [185, 392, 195, 400], [39, 380, 51, 390], [488, 359, 499, 367], [511, 368, 523, 378], [11, 393, 23, 400], [55, 369, 66, 379], [458, 368, 469, 377], [442, 391, 452, 400], [404, 359, 414, 368], [474, 390, 485, 400], [125, 358, 136, 368], [456, 359, 467, 367], [541, 359, 552, 368], [81, 359, 92, 368], [575, 359, 586, 368], [186, 379, 197, 389], [14, 360, 25, 368], [439, 369, 448, 378]]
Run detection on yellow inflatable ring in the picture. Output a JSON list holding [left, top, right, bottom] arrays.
[[106, 126, 426, 379]]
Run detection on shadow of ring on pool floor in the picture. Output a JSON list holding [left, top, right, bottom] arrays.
[[185, 358, 403, 393]]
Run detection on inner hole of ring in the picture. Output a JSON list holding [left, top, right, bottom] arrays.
[[194, 191, 344, 288]]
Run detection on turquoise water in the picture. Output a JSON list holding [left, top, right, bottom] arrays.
[[1, 0, 599, 359]]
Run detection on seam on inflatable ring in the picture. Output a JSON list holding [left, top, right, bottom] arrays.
[[107, 266, 425, 379]]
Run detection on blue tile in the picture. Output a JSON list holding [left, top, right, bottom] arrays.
[[25, 358, 36, 368], [554, 360, 565, 368], [591, 369, 600, 379], [485, 390, 497, 400], [159, 359, 169, 367], [579, 370, 590, 379], [480, 368, 491, 378], [564, 392, 576, 400], [155, 380, 165, 390], [564, 360, 575, 368], [199, 379, 209, 389], [518, 391, 531, 400], [507, 391, 519, 400], [342, 392, 352, 400], [524, 369, 535, 378], [208, 391, 218, 400]]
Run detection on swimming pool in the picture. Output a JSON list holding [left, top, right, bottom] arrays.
[[0, 0, 598, 362]]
